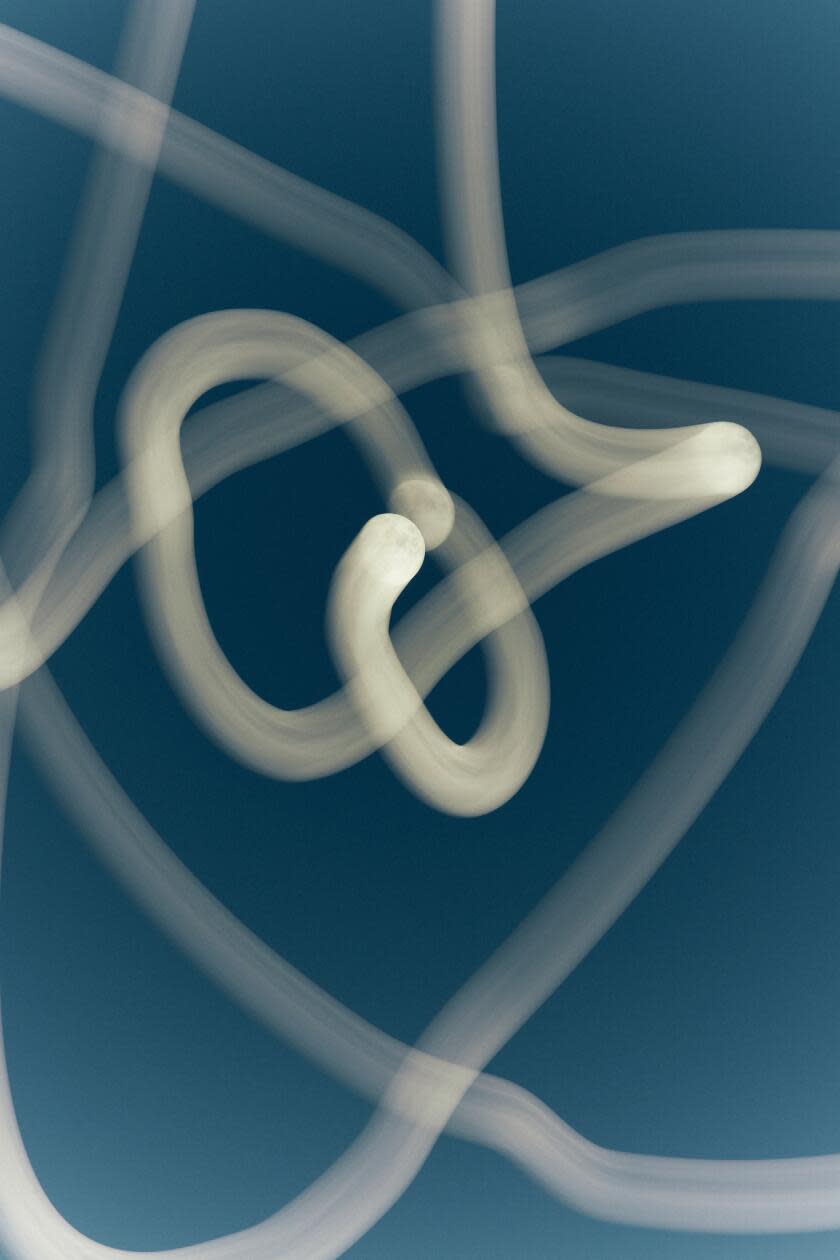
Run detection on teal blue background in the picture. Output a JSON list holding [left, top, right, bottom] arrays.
[[0, 1, 839, 1255]]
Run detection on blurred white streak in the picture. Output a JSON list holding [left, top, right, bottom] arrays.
[[329, 503, 549, 816], [538, 355, 840, 477], [0, 18, 833, 600], [0, 0, 836, 1256], [4, 462, 838, 1260], [3, 19, 840, 404], [0, 1, 194, 602], [0, 22, 455, 312], [118, 308, 475, 790], [0, 349, 823, 697], [118, 305, 754, 806], [435, 0, 760, 490]]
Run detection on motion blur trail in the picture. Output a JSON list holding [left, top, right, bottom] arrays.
[[0, 2, 837, 1257]]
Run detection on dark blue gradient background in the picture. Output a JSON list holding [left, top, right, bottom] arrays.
[[0, 1, 839, 1256]]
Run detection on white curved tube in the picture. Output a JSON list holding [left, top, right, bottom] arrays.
[[0, 0, 195, 617], [435, 0, 752, 490], [0, 15, 774, 498], [328, 505, 549, 816], [117, 306, 754, 805], [0, 22, 454, 314], [7, 23, 840, 693], [5, 19, 840, 339], [537, 355, 840, 477], [118, 308, 548, 807], [0, 3, 836, 1256], [5, 463, 840, 1260]]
